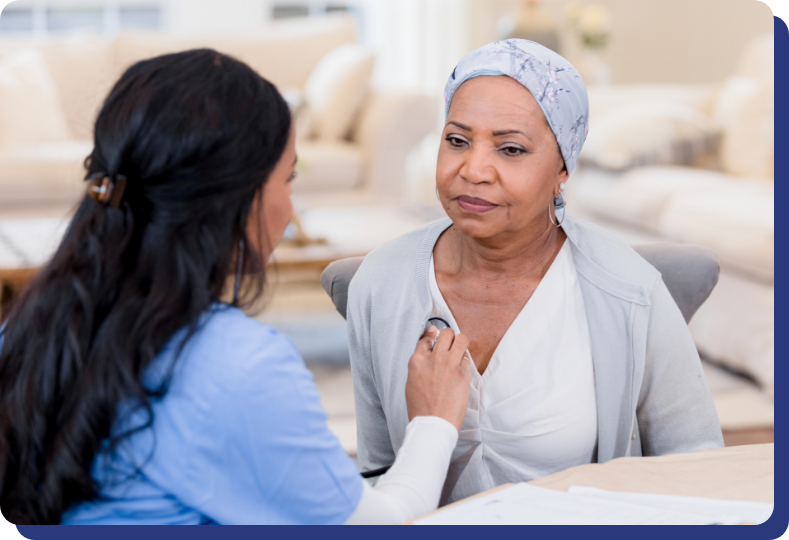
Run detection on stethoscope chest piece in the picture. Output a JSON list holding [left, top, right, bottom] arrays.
[[425, 317, 451, 333], [424, 317, 452, 351]]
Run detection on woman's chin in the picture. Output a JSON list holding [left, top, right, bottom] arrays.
[[447, 211, 505, 239]]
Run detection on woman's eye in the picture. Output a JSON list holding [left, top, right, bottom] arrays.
[[501, 146, 525, 156], [445, 136, 466, 148], [288, 171, 297, 183]]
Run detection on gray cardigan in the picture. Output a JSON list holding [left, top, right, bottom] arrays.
[[347, 215, 724, 478]]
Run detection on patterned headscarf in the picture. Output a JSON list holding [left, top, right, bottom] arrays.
[[444, 39, 589, 176]]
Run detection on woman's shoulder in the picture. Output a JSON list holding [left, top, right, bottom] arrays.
[[156, 305, 306, 390], [352, 218, 450, 292], [563, 215, 661, 295]]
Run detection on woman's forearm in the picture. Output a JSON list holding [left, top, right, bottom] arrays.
[[344, 416, 458, 525]]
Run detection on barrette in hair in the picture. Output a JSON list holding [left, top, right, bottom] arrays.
[[87, 173, 127, 209]]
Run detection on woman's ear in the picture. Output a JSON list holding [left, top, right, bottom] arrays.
[[554, 167, 569, 195]]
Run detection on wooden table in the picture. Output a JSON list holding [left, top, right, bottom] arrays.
[[0, 214, 371, 311], [0, 203, 443, 308], [408, 444, 774, 523]]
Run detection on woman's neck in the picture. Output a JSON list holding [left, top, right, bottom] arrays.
[[436, 219, 567, 282]]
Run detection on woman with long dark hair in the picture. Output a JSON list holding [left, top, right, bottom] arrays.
[[0, 49, 471, 525]]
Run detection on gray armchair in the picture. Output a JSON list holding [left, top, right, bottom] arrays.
[[321, 244, 720, 324]]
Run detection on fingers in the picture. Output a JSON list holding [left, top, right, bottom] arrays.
[[432, 327, 456, 352], [415, 326, 438, 354], [450, 332, 470, 354]]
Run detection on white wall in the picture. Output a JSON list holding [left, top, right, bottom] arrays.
[[594, 0, 773, 84], [358, 0, 471, 95], [465, 0, 774, 84]]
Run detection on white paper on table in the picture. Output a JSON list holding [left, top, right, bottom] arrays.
[[413, 483, 744, 525], [568, 485, 773, 525]]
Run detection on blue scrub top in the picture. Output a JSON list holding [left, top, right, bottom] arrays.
[[12, 304, 364, 524]]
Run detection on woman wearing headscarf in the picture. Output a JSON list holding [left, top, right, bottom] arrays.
[[347, 39, 724, 505]]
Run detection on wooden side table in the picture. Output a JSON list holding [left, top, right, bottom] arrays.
[[0, 214, 369, 313]]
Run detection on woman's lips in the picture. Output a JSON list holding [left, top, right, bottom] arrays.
[[457, 195, 498, 213]]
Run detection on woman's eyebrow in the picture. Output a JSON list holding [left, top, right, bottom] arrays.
[[492, 129, 530, 139], [447, 121, 472, 131]]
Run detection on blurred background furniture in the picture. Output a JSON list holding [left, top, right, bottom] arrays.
[[0, 14, 437, 212], [568, 33, 774, 404]]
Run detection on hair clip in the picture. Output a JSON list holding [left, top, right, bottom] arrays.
[[87, 173, 127, 209]]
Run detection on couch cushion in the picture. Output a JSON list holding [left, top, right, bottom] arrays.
[[735, 33, 773, 81], [0, 48, 71, 145], [658, 182, 773, 282], [0, 141, 92, 208], [38, 36, 115, 141], [573, 166, 741, 233], [301, 44, 375, 141], [220, 16, 357, 89], [586, 83, 720, 118], [110, 15, 357, 90], [291, 141, 364, 193], [690, 272, 774, 396], [717, 76, 773, 180], [713, 76, 758, 128], [580, 101, 719, 171]]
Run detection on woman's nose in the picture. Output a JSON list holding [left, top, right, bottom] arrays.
[[459, 145, 496, 185]]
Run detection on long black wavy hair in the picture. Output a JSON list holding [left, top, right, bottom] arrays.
[[0, 49, 292, 524]]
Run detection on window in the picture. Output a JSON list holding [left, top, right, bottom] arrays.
[[0, 7, 34, 33], [272, 5, 310, 19], [47, 8, 103, 33], [271, 2, 351, 20], [119, 6, 161, 31], [0, 3, 162, 35]]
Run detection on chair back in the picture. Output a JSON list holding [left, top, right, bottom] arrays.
[[320, 244, 719, 324]]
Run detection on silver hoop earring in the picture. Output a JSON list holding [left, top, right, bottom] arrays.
[[549, 192, 566, 227], [233, 238, 244, 306]]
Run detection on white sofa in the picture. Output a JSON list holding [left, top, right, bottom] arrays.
[[569, 34, 774, 398], [0, 15, 437, 211]]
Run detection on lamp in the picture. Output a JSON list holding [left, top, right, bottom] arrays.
[[505, 0, 561, 54]]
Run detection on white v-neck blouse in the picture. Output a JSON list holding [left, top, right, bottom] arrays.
[[428, 240, 598, 505]]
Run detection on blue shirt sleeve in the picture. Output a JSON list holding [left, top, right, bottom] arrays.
[[125, 308, 364, 524]]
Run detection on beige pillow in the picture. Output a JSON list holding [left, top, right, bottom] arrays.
[[39, 36, 115, 141], [301, 44, 375, 141], [659, 182, 774, 282], [735, 33, 773, 81], [0, 48, 71, 145], [580, 101, 719, 171], [717, 76, 773, 180], [220, 15, 358, 89]]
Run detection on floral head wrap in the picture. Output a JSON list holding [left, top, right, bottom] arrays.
[[444, 39, 589, 175]]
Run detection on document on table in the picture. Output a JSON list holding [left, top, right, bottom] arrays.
[[568, 485, 773, 525], [413, 483, 748, 525]]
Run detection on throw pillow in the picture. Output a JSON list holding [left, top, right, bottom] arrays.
[[716, 76, 773, 180], [301, 44, 375, 141], [579, 101, 719, 171], [735, 33, 773, 81], [39, 36, 115, 141], [0, 48, 71, 145]]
